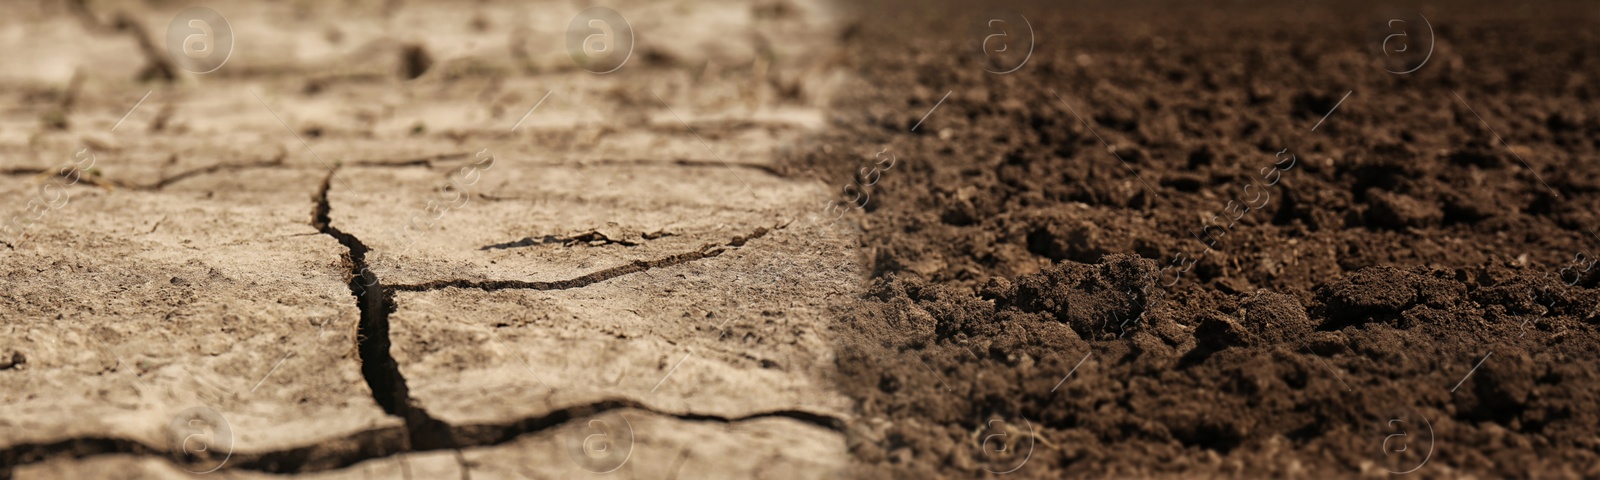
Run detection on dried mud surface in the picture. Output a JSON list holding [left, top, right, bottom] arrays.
[[1, 0, 857, 477], [791, 0, 1600, 478]]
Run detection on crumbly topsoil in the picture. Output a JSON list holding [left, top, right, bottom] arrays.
[[787, 0, 1600, 477]]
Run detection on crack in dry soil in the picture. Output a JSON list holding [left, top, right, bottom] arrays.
[[0, 427, 409, 477], [134, 156, 288, 191], [0, 438, 161, 480], [347, 151, 472, 169], [3, 157, 288, 193], [0, 168, 50, 176], [480, 230, 645, 250], [310, 167, 457, 452], [64, 0, 176, 82], [397, 398, 847, 450], [0, 401, 844, 478], [558, 158, 781, 176], [666, 158, 783, 176], [393, 224, 782, 292]]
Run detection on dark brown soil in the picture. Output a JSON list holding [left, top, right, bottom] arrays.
[[789, 0, 1600, 477]]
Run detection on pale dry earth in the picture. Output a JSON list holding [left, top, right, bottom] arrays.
[[0, 0, 861, 477]]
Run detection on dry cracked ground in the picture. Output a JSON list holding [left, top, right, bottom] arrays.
[[1, 0, 860, 478]]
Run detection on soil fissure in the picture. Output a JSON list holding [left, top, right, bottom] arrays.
[[393, 224, 781, 292], [310, 168, 455, 451]]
